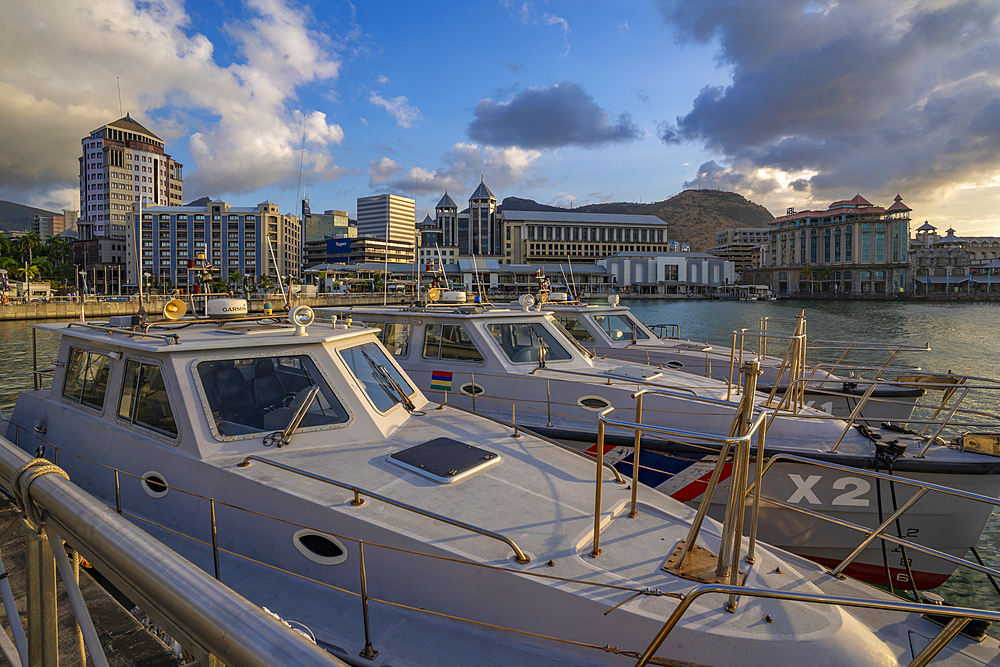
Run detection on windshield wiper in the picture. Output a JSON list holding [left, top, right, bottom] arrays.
[[265, 385, 320, 448], [362, 351, 415, 412]]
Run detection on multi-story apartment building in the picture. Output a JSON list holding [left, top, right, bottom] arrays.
[[356, 194, 415, 261], [128, 199, 300, 290], [79, 114, 183, 240], [32, 209, 78, 240], [708, 228, 768, 275], [760, 194, 912, 295]]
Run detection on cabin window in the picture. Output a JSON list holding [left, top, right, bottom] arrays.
[[422, 325, 484, 364], [368, 321, 410, 356], [63, 348, 112, 409], [486, 323, 572, 363], [592, 314, 649, 341], [196, 355, 348, 437], [118, 361, 177, 436], [553, 315, 595, 343], [339, 342, 416, 413]]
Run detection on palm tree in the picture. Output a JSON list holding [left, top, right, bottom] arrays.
[[15, 232, 42, 264], [798, 266, 814, 294], [818, 268, 834, 293], [15, 264, 40, 281], [42, 236, 73, 265]]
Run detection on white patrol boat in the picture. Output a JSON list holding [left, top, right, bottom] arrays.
[[540, 294, 929, 424], [320, 297, 1000, 591], [6, 301, 1000, 666]]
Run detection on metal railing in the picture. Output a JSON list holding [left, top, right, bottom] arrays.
[[635, 583, 1000, 667], [6, 414, 1000, 667], [591, 362, 769, 613], [759, 374, 1000, 455], [0, 434, 345, 667], [753, 453, 1000, 585], [649, 323, 680, 339], [236, 455, 532, 564]]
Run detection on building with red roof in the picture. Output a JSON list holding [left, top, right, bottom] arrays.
[[745, 194, 912, 296]]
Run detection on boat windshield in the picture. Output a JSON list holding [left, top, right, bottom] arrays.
[[548, 316, 594, 358], [553, 315, 596, 344], [197, 355, 349, 437], [486, 322, 573, 363], [339, 342, 416, 413], [592, 313, 650, 341]]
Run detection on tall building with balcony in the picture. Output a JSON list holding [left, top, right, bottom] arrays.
[[757, 194, 911, 295], [708, 228, 769, 276], [79, 114, 183, 240], [357, 194, 415, 261], [32, 209, 78, 240], [128, 199, 300, 291]]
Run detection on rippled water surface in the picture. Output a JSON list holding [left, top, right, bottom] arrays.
[[2, 303, 999, 621]]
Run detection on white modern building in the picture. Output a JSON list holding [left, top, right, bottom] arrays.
[[357, 194, 416, 261], [600, 252, 736, 295]]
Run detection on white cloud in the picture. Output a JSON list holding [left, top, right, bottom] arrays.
[[0, 0, 349, 205], [544, 14, 571, 57], [368, 92, 424, 128], [368, 157, 402, 187], [377, 74, 390, 84], [379, 142, 544, 195]]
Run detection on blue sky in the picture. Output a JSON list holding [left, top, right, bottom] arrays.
[[2, 0, 999, 235]]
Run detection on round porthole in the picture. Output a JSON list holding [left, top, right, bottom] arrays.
[[460, 383, 484, 396], [293, 529, 348, 565], [665, 360, 684, 369], [140, 471, 169, 498], [578, 396, 612, 412]]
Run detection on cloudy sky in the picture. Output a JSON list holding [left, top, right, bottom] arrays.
[[2, 0, 999, 233]]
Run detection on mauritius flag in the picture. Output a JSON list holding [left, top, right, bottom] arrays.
[[430, 370, 453, 392]]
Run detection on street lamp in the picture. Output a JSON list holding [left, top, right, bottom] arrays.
[[79, 270, 88, 302]]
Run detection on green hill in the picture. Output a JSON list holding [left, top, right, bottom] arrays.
[[0, 200, 59, 234]]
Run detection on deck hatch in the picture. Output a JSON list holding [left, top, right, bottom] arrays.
[[389, 438, 500, 483]]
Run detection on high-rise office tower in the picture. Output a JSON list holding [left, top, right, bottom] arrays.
[[356, 194, 415, 261], [79, 114, 183, 240]]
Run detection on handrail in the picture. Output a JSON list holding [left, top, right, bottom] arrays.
[[528, 366, 702, 396], [65, 322, 180, 345], [591, 364, 770, 608], [0, 436, 343, 667], [634, 583, 1000, 667], [761, 375, 1000, 454], [236, 455, 531, 564]]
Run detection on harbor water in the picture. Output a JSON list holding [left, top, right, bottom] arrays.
[[1, 300, 998, 625]]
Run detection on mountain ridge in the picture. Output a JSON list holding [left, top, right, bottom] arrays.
[[500, 189, 774, 251]]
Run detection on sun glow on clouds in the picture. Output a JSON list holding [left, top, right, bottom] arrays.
[[0, 0, 347, 206], [369, 142, 544, 196]]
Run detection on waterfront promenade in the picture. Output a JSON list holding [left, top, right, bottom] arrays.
[[0, 294, 408, 321]]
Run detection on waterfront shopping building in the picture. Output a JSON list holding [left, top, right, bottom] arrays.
[[430, 179, 672, 264], [79, 114, 184, 240], [751, 194, 912, 295], [127, 199, 301, 291]]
